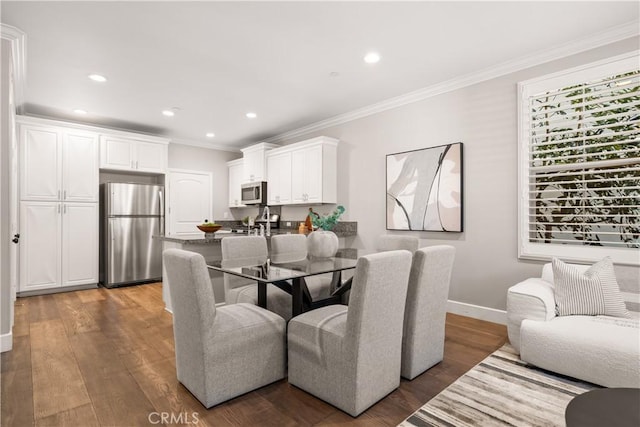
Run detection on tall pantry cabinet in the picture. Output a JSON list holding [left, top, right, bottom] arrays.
[[18, 117, 99, 292]]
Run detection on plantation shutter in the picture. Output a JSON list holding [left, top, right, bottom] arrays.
[[519, 52, 640, 265]]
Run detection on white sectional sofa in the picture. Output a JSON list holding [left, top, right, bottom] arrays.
[[507, 263, 640, 388]]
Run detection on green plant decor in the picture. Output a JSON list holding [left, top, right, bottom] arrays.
[[311, 205, 345, 231]]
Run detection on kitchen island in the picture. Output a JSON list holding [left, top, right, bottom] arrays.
[[154, 223, 357, 312]]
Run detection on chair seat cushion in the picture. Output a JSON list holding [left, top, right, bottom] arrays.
[[233, 284, 294, 321], [214, 303, 285, 334], [520, 315, 640, 388], [288, 304, 348, 363]]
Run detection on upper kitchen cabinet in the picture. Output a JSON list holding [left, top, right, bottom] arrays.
[[266, 150, 292, 205], [100, 135, 168, 174], [227, 158, 246, 208], [268, 136, 338, 205], [18, 118, 99, 202], [240, 142, 279, 183]]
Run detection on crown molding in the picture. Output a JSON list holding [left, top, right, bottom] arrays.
[[264, 20, 640, 144], [170, 138, 241, 153], [17, 114, 171, 144], [0, 24, 26, 114]]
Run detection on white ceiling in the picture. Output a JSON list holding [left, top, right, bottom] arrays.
[[1, 1, 638, 150]]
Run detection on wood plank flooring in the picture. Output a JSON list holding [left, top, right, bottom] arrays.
[[1, 283, 507, 426]]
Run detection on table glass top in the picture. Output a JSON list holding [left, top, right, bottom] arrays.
[[207, 255, 358, 283]]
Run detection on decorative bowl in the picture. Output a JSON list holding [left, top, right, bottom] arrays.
[[197, 224, 222, 234]]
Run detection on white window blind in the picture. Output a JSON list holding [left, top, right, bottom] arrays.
[[518, 52, 640, 266]]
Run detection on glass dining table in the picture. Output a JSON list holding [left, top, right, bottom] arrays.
[[207, 252, 358, 318]]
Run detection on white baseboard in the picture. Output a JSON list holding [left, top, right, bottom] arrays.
[[447, 299, 507, 325], [1, 331, 12, 352]]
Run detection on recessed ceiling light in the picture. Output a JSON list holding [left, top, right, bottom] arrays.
[[162, 110, 175, 117], [246, 112, 257, 119], [88, 74, 107, 83], [364, 52, 381, 64], [206, 132, 215, 138], [73, 109, 87, 115]]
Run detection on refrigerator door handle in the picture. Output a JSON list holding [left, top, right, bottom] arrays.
[[158, 190, 165, 236]]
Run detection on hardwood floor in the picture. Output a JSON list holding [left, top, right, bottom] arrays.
[[1, 283, 507, 426]]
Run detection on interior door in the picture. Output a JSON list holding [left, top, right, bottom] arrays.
[[167, 170, 212, 234]]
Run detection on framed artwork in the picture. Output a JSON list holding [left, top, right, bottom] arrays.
[[386, 142, 463, 232]]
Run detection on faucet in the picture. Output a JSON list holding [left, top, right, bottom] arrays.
[[261, 206, 271, 237]]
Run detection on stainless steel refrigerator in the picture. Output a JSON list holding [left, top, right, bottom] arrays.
[[100, 183, 164, 288]]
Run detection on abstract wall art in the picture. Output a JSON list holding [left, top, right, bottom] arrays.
[[386, 142, 463, 232]]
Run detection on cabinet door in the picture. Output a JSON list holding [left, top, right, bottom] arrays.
[[243, 150, 263, 182], [302, 145, 323, 203], [63, 130, 99, 202], [292, 146, 323, 204], [228, 162, 245, 207], [20, 125, 61, 201], [168, 171, 212, 234], [19, 202, 61, 291], [267, 152, 291, 205], [136, 141, 167, 173], [62, 203, 98, 286], [100, 136, 135, 170]]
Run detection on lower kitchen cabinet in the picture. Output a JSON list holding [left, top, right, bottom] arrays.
[[19, 201, 98, 293]]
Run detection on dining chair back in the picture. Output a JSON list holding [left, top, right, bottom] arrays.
[[401, 245, 455, 379], [221, 235, 292, 320], [271, 234, 333, 302], [163, 249, 286, 408], [287, 249, 412, 416], [376, 235, 419, 253], [270, 233, 307, 263]]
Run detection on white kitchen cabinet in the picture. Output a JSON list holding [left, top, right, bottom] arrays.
[[61, 203, 98, 287], [240, 142, 278, 183], [266, 150, 292, 205], [19, 123, 98, 202], [291, 144, 324, 204], [227, 159, 246, 208], [265, 136, 338, 205], [291, 138, 337, 204], [19, 202, 60, 291], [20, 125, 61, 201], [63, 130, 99, 202], [100, 135, 168, 173], [19, 201, 98, 292]]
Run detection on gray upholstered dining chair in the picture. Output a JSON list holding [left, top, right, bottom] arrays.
[[270, 234, 333, 301], [376, 234, 419, 253], [401, 245, 455, 379], [287, 250, 413, 417], [221, 235, 292, 320], [163, 249, 286, 408]]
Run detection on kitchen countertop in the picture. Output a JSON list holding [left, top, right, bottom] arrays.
[[154, 226, 357, 245]]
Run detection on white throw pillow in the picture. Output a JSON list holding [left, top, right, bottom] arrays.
[[552, 257, 630, 318]]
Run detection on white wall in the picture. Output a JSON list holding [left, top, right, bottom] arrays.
[[1, 39, 12, 339], [167, 143, 240, 221], [274, 38, 640, 312]]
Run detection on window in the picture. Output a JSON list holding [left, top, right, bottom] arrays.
[[518, 52, 639, 266]]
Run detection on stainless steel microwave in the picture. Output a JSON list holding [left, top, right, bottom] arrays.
[[241, 181, 267, 205]]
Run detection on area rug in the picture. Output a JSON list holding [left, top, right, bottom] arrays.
[[399, 344, 599, 427]]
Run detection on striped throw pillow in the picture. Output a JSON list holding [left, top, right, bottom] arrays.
[[552, 257, 630, 318]]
